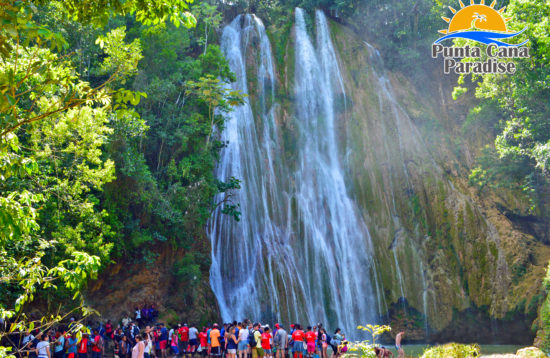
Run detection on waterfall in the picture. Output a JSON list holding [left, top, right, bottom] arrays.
[[208, 9, 378, 337], [292, 6, 378, 332]]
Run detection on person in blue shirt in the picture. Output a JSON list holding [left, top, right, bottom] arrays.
[[66, 334, 78, 358], [159, 323, 168, 358], [54, 331, 65, 358]]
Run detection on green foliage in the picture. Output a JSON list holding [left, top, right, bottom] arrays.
[[454, 0, 550, 212], [191, 2, 223, 55], [173, 253, 202, 287], [535, 261, 550, 353], [0, 1, 240, 358], [420, 343, 480, 358], [356, 324, 392, 346], [346, 324, 392, 358], [104, 12, 244, 258]]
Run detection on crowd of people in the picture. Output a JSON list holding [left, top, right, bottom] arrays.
[[16, 317, 403, 358]]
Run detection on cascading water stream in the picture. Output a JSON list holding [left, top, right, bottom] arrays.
[[291, 7, 378, 332], [363, 41, 442, 328], [208, 10, 379, 338]]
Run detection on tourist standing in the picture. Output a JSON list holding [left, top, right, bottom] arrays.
[[209, 324, 221, 357], [120, 335, 131, 358], [159, 324, 168, 358], [135, 309, 142, 328], [36, 333, 51, 358], [273, 325, 287, 358], [77, 334, 88, 358], [132, 335, 145, 358], [304, 328, 315, 358], [180, 324, 189, 355], [252, 324, 262, 358], [290, 325, 304, 358], [318, 329, 328, 358], [144, 333, 153, 358], [53, 331, 65, 358], [189, 325, 199, 355], [225, 326, 238, 358], [92, 330, 103, 358], [170, 329, 179, 356], [329, 330, 342, 358], [198, 328, 207, 358], [260, 327, 272, 358], [66, 334, 78, 358], [237, 324, 248, 358], [395, 332, 404, 358]]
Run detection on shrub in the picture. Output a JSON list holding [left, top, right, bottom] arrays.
[[516, 346, 546, 358], [420, 343, 480, 358]]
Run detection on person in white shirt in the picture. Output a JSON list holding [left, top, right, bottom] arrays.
[[36, 334, 51, 358], [237, 324, 249, 358], [189, 326, 199, 353]]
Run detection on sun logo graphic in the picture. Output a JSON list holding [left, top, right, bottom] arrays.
[[435, 0, 528, 47]]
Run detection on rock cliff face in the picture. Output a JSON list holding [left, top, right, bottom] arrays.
[[87, 10, 549, 344], [321, 20, 550, 342], [86, 241, 220, 327]]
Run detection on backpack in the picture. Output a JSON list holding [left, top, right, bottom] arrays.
[[325, 334, 331, 345], [248, 330, 256, 347], [95, 336, 104, 350], [273, 331, 281, 346]]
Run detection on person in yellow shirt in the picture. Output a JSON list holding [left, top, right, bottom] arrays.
[[210, 324, 221, 357], [252, 323, 263, 358]]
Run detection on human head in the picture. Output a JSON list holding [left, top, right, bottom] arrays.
[[264, 327, 270, 333], [307, 326, 312, 331], [334, 328, 341, 334]]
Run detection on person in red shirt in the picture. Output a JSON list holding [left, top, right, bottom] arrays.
[[198, 328, 208, 358], [92, 329, 103, 358], [260, 327, 272, 358], [304, 327, 316, 358], [179, 324, 189, 353], [105, 321, 113, 341], [291, 325, 305, 358], [77, 334, 88, 358]]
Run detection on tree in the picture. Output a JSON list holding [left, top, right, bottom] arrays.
[[0, 1, 196, 356], [457, 0, 550, 213]]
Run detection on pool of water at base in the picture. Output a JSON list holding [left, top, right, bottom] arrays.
[[373, 344, 526, 357]]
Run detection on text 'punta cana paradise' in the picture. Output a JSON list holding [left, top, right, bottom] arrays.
[[432, 44, 529, 74]]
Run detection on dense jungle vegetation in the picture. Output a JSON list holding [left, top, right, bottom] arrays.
[[0, 0, 549, 354]]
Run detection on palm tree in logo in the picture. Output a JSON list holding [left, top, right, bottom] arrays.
[[471, 12, 487, 29]]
